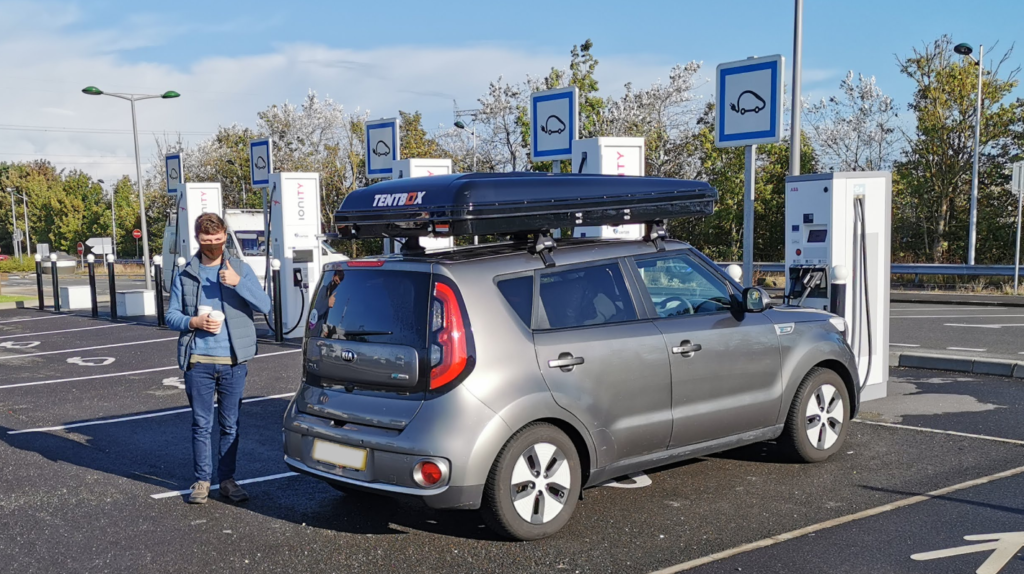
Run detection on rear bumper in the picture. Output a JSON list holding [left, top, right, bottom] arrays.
[[283, 453, 483, 510]]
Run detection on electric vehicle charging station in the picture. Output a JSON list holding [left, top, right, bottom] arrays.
[[784, 172, 892, 402], [571, 137, 646, 240], [162, 182, 223, 292], [266, 172, 323, 339], [383, 158, 455, 254]]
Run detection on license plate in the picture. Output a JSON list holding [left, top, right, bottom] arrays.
[[311, 439, 367, 471]]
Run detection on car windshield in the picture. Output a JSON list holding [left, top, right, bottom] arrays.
[[234, 230, 266, 257]]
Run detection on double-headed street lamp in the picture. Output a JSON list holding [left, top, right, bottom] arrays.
[[954, 42, 984, 266], [82, 86, 179, 290], [6, 187, 30, 258]]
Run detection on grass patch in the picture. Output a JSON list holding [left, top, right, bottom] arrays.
[[0, 294, 33, 303]]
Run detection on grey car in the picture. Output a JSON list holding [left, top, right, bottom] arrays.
[[282, 236, 859, 540]]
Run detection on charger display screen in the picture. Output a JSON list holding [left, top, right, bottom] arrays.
[[806, 229, 828, 243]]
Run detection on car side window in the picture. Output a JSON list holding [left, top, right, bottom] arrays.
[[537, 262, 637, 329], [634, 252, 733, 318], [496, 275, 533, 328]]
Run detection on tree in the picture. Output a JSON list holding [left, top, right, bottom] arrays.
[[805, 71, 901, 172], [398, 111, 444, 160], [893, 35, 1021, 263]]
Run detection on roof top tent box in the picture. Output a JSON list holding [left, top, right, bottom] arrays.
[[387, 159, 456, 255], [333, 173, 718, 257], [571, 137, 646, 240]]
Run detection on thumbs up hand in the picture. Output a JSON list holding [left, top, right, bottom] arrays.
[[220, 260, 241, 287]]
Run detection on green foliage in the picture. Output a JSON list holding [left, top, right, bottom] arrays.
[[0, 255, 36, 273], [399, 111, 445, 160]]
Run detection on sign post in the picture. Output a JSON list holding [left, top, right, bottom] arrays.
[[133, 229, 142, 259], [365, 118, 400, 180], [1012, 161, 1024, 294], [77, 242, 84, 269], [530, 86, 579, 173], [715, 55, 784, 287], [250, 138, 274, 294]]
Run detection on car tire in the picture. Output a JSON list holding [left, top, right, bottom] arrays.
[[481, 423, 581, 541], [780, 367, 850, 463]]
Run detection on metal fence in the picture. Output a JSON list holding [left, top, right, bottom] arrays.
[[717, 262, 1023, 278]]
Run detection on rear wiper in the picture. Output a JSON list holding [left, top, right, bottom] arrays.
[[341, 330, 394, 337]]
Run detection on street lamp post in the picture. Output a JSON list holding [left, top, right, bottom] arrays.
[[454, 121, 477, 172], [83, 86, 180, 289], [955, 42, 984, 266], [7, 188, 31, 257]]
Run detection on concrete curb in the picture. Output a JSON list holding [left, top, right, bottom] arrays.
[[0, 296, 111, 311], [891, 351, 1024, 378]]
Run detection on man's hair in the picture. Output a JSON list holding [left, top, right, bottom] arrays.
[[194, 213, 227, 237]]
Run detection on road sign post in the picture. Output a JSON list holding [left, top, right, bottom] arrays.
[[365, 118, 400, 179], [133, 229, 142, 259], [530, 87, 579, 169], [250, 138, 274, 294], [715, 55, 784, 287], [77, 241, 84, 269], [1012, 162, 1023, 294]]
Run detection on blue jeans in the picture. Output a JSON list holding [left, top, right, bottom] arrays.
[[184, 362, 247, 483]]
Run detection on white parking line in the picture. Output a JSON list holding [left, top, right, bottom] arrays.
[[7, 393, 295, 435], [854, 420, 1024, 445], [891, 314, 1024, 319], [0, 337, 177, 360], [0, 323, 134, 339], [0, 315, 66, 324], [947, 347, 987, 352], [890, 307, 1005, 311], [150, 472, 299, 499], [649, 464, 1024, 573], [890, 343, 920, 348], [0, 349, 300, 390]]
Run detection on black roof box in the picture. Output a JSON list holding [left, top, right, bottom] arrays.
[[333, 172, 718, 239]]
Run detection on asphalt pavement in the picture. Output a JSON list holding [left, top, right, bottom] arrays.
[[890, 302, 1024, 360], [1, 307, 1024, 573]]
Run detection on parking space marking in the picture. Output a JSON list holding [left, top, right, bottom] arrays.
[[891, 306, 1005, 311], [150, 472, 299, 499], [889, 343, 920, 347], [0, 315, 66, 324], [649, 464, 1024, 573], [7, 393, 295, 435], [0, 349, 300, 390], [0, 323, 134, 339], [892, 314, 1024, 319], [853, 420, 1024, 446], [946, 346, 988, 352], [0, 337, 177, 360]]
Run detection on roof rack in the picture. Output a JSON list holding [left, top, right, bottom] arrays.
[[333, 172, 717, 266]]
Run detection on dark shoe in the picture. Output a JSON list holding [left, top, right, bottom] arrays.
[[187, 481, 210, 504], [219, 478, 249, 502]]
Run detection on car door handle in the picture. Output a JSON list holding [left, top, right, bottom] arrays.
[[672, 341, 702, 356], [548, 353, 584, 372]]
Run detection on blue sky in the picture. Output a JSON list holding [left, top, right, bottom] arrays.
[[1, 0, 1021, 182]]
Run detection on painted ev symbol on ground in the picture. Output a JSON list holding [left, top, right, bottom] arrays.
[[66, 356, 116, 366], [0, 341, 40, 349], [912, 531, 1024, 574]]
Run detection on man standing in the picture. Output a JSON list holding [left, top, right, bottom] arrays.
[[166, 213, 272, 504]]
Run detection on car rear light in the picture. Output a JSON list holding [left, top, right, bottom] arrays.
[[347, 260, 386, 267], [429, 282, 468, 389], [412, 459, 448, 488]]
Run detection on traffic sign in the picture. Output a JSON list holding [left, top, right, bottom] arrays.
[[530, 86, 578, 161], [715, 55, 784, 148], [76, 242, 84, 255], [85, 237, 113, 255], [365, 117, 400, 179], [165, 153, 183, 194], [249, 138, 272, 186], [132, 229, 142, 239]]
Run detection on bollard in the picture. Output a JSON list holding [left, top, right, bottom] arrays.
[[49, 254, 60, 313], [106, 254, 118, 322], [272, 259, 283, 343], [87, 255, 98, 318], [34, 254, 44, 310], [153, 255, 165, 327]]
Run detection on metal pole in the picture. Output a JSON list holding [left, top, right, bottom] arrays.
[[130, 98, 154, 290], [790, 0, 804, 177], [50, 257, 60, 313], [107, 256, 118, 322], [153, 257, 165, 327], [21, 193, 30, 257], [35, 255, 44, 310], [9, 191, 20, 259], [1015, 183, 1023, 295], [967, 44, 984, 266], [87, 256, 98, 318], [111, 186, 118, 260], [743, 145, 757, 288], [472, 127, 477, 172]]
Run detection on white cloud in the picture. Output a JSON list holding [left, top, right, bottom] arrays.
[[0, 1, 691, 185]]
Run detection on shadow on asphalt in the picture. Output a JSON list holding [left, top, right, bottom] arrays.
[[862, 484, 1024, 517]]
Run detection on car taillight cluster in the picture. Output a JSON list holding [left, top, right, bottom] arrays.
[[429, 282, 468, 389]]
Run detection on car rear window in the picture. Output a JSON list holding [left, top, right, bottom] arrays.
[[308, 269, 430, 349], [497, 275, 533, 327]]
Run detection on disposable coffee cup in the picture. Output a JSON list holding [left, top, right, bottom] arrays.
[[208, 311, 225, 322], [197, 305, 213, 316]]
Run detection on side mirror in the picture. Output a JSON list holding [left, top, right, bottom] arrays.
[[742, 287, 772, 313]]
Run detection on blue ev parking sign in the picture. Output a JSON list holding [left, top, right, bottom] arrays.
[[530, 86, 578, 161], [715, 55, 784, 148], [366, 117, 400, 179]]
